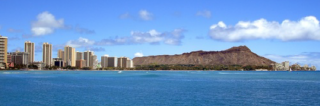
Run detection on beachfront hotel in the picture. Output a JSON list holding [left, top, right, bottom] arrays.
[[24, 41, 34, 64], [84, 50, 94, 68], [107, 57, 117, 67], [0, 35, 7, 69], [64, 46, 76, 67], [42, 42, 52, 66], [101, 55, 108, 68]]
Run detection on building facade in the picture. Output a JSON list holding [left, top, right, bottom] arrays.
[[76, 59, 86, 69], [43, 42, 52, 66], [107, 57, 117, 67], [58, 49, 64, 60], [126, 59, 134, 68], [101, 55, 108, 68], [24, 41, 34, 64], [282, 61, 289, 71], [90, 55, 97, 69], [7, 51, 29, 65], [53, 58, 63, 67], [117, 57, 129, 68], [76, 52, 83, 60], [0, 35, 7, 68], [84, 50, 94, 68], [64, 46, 76, 67]]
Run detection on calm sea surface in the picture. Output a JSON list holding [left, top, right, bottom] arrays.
[[0, 70, 319, 106]]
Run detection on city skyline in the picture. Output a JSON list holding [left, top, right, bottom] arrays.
[[1, 0, 320, 68]]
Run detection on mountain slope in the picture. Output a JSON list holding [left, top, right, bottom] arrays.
[[133, 46, 275, 66]]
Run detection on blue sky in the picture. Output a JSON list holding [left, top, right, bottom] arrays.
[[1, 0, 320, 68]]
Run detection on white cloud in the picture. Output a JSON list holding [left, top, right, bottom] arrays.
[[96, 29, 186, 45], [31, 11, 64, 36], [196, 10, 211, 18], [134, 52, 144, 57], [265, 52, 320, 68], [139, 10, 153, 20], [209, 16, 320, 41], [131, 29, 164, 43], [66, 37, 95, 48]]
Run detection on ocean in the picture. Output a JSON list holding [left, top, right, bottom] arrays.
[[0, 71, 319, 106]]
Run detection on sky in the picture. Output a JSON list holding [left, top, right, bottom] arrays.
[[1, 0, 320, 68]]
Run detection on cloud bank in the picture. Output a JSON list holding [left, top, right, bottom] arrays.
[[209, 16, 320, 41]]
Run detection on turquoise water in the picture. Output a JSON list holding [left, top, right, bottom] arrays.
[[0, 71, 319, 106]]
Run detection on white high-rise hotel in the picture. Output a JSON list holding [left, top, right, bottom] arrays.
[[43, 42, 52, 66], [25, 41, 34, 63]]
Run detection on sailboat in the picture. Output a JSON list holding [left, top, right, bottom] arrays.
[[289, 68, 292, 72]]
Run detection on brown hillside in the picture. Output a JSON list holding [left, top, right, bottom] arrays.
[[133, 46, 275, 66]]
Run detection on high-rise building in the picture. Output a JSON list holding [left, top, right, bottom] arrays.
[[126, 59, 134, 68], [130, 60, 134, 68], [84, 50, 94, 68], [76, 59, 86, 69], [282, 61, 289, 71], [43, 42, 52, 66], [7, 51, 29, 65], [0, 35, 7, 68], [76, 52, 83, 60], [24, 41, 34, 64], [64, 46, 76, 67], [58, 49, 64, 60], [117, 57, 129, 68], [101, 55, 108, 68], [107, 57, 117, 67], [90, 55, 97, 69]]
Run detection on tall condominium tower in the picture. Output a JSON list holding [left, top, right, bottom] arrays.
[[117, 57, 129, 68], [84, 50, 94, 68], [107, 57, 117, 67], [90, 55, 97, 69], [0, 35, 8, 67], [58, 49, 64, 60], [126, 59, 134, 68], [24, 41, 34, 63], [76, 52, 83, 60], [64, 46, 76, 67], [101, 55, 108, 68], [42, 42, 52, 66]]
